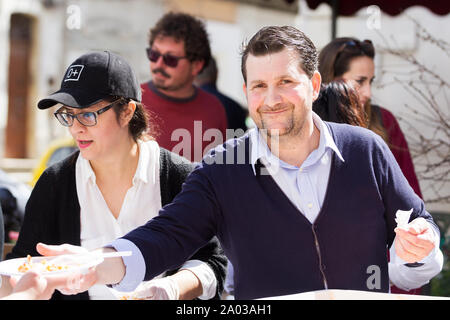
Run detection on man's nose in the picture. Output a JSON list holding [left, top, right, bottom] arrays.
[[264, 87, 282, 107]]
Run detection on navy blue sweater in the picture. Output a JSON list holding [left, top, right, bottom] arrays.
[[122, 122, 436, 299]]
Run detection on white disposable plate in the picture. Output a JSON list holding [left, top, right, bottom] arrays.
[[0, 254, 104, 277]]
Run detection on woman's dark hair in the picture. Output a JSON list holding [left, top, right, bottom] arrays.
[[149, 12, 211, 71], [240, 26, 318, 83], [318, 37, 388, 142], [318, 37, 375, 84], [313, 81, 368, 128], [108, 97, 153, 141]]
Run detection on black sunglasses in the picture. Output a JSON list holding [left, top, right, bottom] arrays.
[[333, 39, 374, 71], [54, 98, 122, 127], [146, 48, 188, 68], [339, 39, 374, 56]]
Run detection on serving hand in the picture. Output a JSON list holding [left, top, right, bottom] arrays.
[[394, 217, 436, 263]]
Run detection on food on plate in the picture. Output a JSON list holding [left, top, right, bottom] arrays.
[[18, 255, 70, 273], [119, 293, 145, 300]]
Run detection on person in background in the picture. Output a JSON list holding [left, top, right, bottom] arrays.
[[318, 38, 422, 199], [195, 56, 248, 134], [31, 26, 442, 300], [319, 38, 424, 294], [0, 169, 31, 242], [2, 51, 226, 300], [313, 81, 368, 128], [0, 169, 31, 218], [142, 12, 228, 162]]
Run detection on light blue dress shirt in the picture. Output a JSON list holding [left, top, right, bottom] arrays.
[[249, 113, 344, 224]]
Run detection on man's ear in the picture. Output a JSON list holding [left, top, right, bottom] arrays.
[[243, 82, 248, 100], [121, 101, 136, 127], [191, 60, 205, 77], [311, 71, 322, 101]]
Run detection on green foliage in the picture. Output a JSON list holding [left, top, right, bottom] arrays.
[[430, 260, 450, 297], [430, 215, 450, 297]]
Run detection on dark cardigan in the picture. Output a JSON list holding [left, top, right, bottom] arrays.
[[121, 123, 438, 299], [7, 148, 226, 300]]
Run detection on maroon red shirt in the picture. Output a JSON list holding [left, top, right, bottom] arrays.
[[378, 106, 422, 199], [141, 82, 228, 162]]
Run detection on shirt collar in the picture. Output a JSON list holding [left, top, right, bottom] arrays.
[[249, 112, 344, 175], [77, 139, 154, 186], [133, 139, 150, 184], [312, 112, 345, 163], [76, 151, 96, 185]]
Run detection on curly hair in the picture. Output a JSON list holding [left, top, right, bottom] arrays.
[[149, 12, 211, 71]]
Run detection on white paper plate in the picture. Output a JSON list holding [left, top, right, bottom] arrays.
[[0, 254, 104, 277]]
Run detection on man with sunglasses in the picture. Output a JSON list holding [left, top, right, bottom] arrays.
[[141, 12, 228, 162]]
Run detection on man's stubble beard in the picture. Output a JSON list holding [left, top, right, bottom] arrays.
[[260, 108, 304, 140]]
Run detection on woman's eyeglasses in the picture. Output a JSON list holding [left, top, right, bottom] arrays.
[[54, 99, 122, 127], [146, 48, 187, 68]]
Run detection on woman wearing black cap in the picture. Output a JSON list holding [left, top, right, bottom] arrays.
[[3, 51, 226, 300]]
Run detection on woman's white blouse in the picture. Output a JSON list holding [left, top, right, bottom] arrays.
[[76, 140, 216, 299]]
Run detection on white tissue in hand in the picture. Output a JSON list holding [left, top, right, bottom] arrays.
[[395, 209, 413, 230]]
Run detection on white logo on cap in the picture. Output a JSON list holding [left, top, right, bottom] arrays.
[[64, 65, 84, 82]]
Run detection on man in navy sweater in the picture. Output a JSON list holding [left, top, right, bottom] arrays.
[[36, 26, 442, 300]]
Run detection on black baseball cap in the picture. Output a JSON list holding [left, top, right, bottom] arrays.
[[38, 51, 141, 109]]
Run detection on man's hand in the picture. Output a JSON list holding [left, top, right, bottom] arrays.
[[36, 243, 98, 295], [36, 242, 89, 256], [36, 242, 126, 294], [394, 218, 436, 263]]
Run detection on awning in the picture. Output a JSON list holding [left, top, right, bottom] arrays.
[[304, 0, 450, 38]]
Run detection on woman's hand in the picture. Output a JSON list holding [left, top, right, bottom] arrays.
[[135, 277, 180, 300], [7, 272, 53, 300]]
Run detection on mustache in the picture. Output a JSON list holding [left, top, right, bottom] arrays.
[[152, 68, 170, 78], [258, 103, 293, 113]]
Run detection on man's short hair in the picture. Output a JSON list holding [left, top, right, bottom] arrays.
[[240, 26, 318, 83], [149, 12, 211, 70]]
